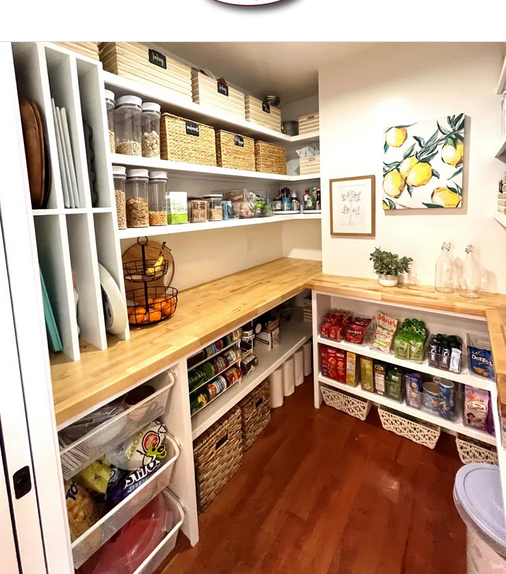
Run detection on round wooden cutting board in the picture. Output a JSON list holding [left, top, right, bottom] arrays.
[[20, 100, 44, 209]]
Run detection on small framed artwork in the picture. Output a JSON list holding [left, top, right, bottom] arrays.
[[329, 175, 376, 237]]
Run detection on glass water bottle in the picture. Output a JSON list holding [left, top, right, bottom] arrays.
[[435, 242, 455, 293], [460, 245, 481, 299]]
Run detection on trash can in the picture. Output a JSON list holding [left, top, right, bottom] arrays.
[[454, 463, 506, 574]]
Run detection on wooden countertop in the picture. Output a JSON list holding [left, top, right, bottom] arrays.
[[51, 258, 321, 426]]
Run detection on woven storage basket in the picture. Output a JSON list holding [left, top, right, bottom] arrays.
[[245, 96, 282, 132], [298, 112, 320, 134], [378, 407, 441, 449], [54, 42, 99, 61], [216, 130, 255, 171], [239, 380, 271, 451], [192, 70, 245, 121], [321, 385, 371, 421], [160, 113, 217, 166], [299, 156, 320, 175], [193, 407, 243, 513], [99, 43, 192, 101], [456, 436, 498, 465], [255, 141, 287, 175]]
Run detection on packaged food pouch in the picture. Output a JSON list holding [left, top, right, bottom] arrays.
[[64, 478, 99, 542], [107, 458, 165, 505], [372, 312, 398, 353], [105, 422, 168, 471], [74, 457, 112, 495]]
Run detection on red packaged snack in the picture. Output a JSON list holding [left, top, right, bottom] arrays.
[[320, 346, 346, 383], [320, 322, 331, 339], [345, 318, 371, 345], [329, 324, 343, 341]]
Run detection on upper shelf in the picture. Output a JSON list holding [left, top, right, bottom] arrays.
[[103, 72, 319, 146], [111, 153, 320, 182], [497, 55, 506, 94]]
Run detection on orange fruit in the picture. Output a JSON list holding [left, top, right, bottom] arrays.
[[127, 307, 135, 317], [129, 311, 146, 325], [152, 297, 166, 311], [147, 310, 162, 323], [137, 297, 153, 306]]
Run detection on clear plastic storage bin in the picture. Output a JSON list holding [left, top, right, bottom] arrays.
[[126, 168, 149, 228], [148, 171, 167, 226], [105, 89, 115, 153], [112, 165, 126, 230], [142, 102, 161, 159], [115, 95, 142, 156], [188, 197, 208, 223], [203, 194, 223, 221]]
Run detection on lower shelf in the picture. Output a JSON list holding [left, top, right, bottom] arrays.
[[318, 374, 497, 446], [191, 320, 311, 440]]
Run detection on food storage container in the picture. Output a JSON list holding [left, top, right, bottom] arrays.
[[105, 89, 115, 153], [252, 190, 273, 217], [188, 197, 208, 223], [222, 189, 256, 219], [112, 165, 126, 230], [115, 95, 142, 156], [142, 102, 161, 159], [166, 191, 188, 224], [126, 168, 149, 228], [422, 381, 442, 414], [148, 171, 167, 226], [203, 194, 223, 221]]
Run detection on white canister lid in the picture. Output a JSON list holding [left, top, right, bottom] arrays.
[[112, 165, 126, 176], [104, 89, 115, 102], [149, 170, 168, 180], [117, 95, 142, 108], [126, 168, 149, 179], [142, 102, 161, 113]]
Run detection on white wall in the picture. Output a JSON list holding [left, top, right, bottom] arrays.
[[282, 219, 322, 261], [280, 94, 319, 121], [319, 42, 506, 292]]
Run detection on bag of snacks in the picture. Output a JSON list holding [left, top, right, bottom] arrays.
[[107, 458, 164, 505], [345, 316, 372, 345], [371, 312, 398, 353], [464, 386, 489, 431], [393, 319, 427, 363], [467, 334, 495, 379], [75, 457, 113, 495], [65, 479, 99, 541]]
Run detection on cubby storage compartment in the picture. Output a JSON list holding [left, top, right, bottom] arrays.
[[53, 42, 99, 61], [321, 385, 372, 421], [59, 371, 175, 479], [71, 434, 180, 569], [192, 70, 245, 121], [378, 407, 441, 449], [456, 435, 498, 465]]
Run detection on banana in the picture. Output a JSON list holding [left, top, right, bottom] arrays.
[[145, 242, 166, 276]]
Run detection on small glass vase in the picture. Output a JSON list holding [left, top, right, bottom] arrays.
[[435, 242, 455, 293], [459, 245, 481, 299]]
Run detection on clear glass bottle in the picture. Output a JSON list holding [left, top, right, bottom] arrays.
[[115, 95, 142, 156], [142, 102, 161, 159], [460, 245, 481, 299], [126, 168, 149, 228], [148, 171, 167, 226], [112, 165, 126, 230], [435, 242, 455, 293], [105, 89, 115, 154]]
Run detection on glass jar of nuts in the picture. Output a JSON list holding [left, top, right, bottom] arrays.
[[126, 168, 149, 228], [148, 171, 167, 226], [142, 102, 161, 159], [112, 165, 127, 229], [115, 95, 142, 156], [105, 89, 115, 154]]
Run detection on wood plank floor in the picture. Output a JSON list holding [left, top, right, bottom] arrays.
[[160, 378, 466, 574]]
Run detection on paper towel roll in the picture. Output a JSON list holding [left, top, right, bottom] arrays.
[[294, 348, 304, 386], [303, 340, 312, 376], [283, 356, 295, 397], [270, 367, 284, 408]]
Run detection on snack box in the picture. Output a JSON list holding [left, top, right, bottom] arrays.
[[346, 352, 359, 387], [360, 357, 374, 392], [320, 346, 346, 383], [255, 327, 280, 351]]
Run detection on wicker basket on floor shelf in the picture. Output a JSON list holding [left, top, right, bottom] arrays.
[[320, 385, 371, 421], [160, 113, 217, 167], [193, 407, 243, 513], [216, 130, 255, 171], [378, 407, 441, 449], [255, 141, 287, 175], [239, 380, 271, 451], [456, 435, 498, 465]]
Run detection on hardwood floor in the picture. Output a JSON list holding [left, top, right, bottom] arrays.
[[160, 378, 466, 574]]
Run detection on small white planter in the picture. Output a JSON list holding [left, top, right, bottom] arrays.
[[378, 274, 399, 287]]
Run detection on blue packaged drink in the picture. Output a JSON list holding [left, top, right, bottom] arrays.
[[405, 371, 422, 409], [439, 378, 455, 420]]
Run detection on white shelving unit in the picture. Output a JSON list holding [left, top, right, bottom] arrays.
[[494, 211, 506, 228]]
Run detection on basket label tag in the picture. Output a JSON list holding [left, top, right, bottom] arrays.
[[148, 49, 167, 70], [185, 121, 200, 137], [262, 102, 271, 114], [217, 81, 229, 97], [234, 135, 244, 147]]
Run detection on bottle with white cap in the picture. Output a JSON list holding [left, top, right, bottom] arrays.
[[114, 95, 142, 156], [105, 89, 115, 153], [148, 171, 168, 226], [126, 168, 149, 228], [142, 102, 161, 159]]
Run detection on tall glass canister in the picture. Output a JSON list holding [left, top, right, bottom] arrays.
[[115, 95, 142, 156], [142, 102, 161, 159], [112, 165, 126, 230], [105, 89, 115, 153], [435, 242, 455, 293], [460, 245, 481, 299], [126, 168, 149, 228], [148, 171, 167, 226]]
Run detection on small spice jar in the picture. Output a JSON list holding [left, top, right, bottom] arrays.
[[126, 168, 149, 228], [105, 89, 115, 154], [141, 102, 161, 159], [112, 165, 126, 229], [188, 197, 208, 223], [203, 194, 223, 221], [115, 95, 142, 156], [148, 171, 167, 226]]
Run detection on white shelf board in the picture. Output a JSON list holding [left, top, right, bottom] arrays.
[[496, 137, 506, 162], [317, 336, 496, 392], [191, 320, 311, 440], [290, 131, 320, 143], [497, 56, 506, 94], [494, 211, 506, 228], [318, 374, 497, 446], [118, 213, 321, 239], [111, 153, 319, 183]]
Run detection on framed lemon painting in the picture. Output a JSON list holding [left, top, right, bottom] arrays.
[[383, 114, 465, 210]]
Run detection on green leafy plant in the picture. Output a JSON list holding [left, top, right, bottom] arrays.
[[369, 248, 413, 277]]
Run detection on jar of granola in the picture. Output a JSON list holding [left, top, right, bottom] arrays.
[[112, 165, 126, 229], [148, 171, 167, 226], [142, 102, 161, 159], [126, 169, 149, 227], [115, 95, 142, 156]]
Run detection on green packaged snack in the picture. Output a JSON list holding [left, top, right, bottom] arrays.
[[386, 368, 403, 402], [394, 334, 410, 360], [408, 335, 425, 363]]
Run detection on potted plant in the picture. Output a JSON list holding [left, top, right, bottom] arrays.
[[369, 248, 413, 287]]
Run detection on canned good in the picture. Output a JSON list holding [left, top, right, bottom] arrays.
[[423, 381, 442, 413], [205, 376, 227, 400], [439, 379, 455, 420], [226, 329, 243, 345], [223, 365, 242, 387], [211, 355, 229, 375], [201, 362, 216, 381], [224, 348, 240, 363], [405, 371, 422, 409], [188, 369, 206, 392], [190, 392, 208, 415]]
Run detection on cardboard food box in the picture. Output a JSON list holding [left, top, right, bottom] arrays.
[[166, 191, 188, 224], [320, 346, 346, 383], [346, 352, 359, 387], [255, 327, 280, 351]]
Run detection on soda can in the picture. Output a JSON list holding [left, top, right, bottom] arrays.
[[439, 378, 455, 420]]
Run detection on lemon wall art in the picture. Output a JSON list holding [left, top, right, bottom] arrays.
[[383, 114, 465, 210]]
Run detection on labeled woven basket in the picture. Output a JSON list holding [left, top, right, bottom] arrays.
[[456, 435, 498, 465], [378, 407, 441, 449], [239, 380, 271, 451], [216, 130, 255, 171], [160, 113, 217, 166], [193, 407, 243, 513], [321, 385, 371, 421], [255, 140, 287, 175]]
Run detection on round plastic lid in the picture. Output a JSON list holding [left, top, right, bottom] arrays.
[[116, 95, 142, 108], [142, 102, 161, 113], [454, 463, 506, 554], [112, 165, 126, 176], [104, 89, 115, 102], [149, 170, 168, 180], [126, 168, 149, 179]]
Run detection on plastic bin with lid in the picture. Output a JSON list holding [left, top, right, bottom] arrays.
[[148, 171, 167, 226], [126, 169, 149, 228], [203, 194, 223, 221], [142, 102, 161, 159], [105, 89, 115, 153], [112, 165, 126, 230], [115, 95, 142, 156]]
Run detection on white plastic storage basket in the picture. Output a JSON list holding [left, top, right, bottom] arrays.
[[71, 435, 180, 569], [60, 371, 175, 480], [321, 385, 372, 421], [378, 407, 441, 449], [456, 436, 498, 465], [132, 490, 185, 574]]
